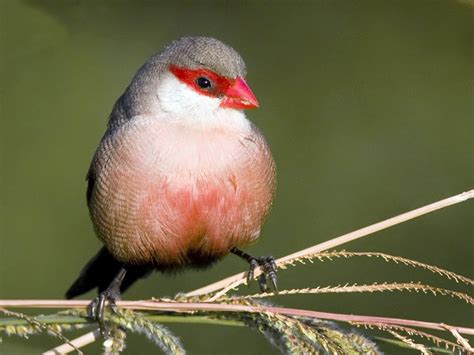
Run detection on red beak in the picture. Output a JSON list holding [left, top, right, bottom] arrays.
[[220, 77, 259, 109]]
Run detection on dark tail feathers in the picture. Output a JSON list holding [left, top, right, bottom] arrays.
[[65, 247, 152, 299]]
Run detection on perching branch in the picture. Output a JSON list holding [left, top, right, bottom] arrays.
[[1, 189, 472, 354], [1, 299, 473, 336], [43, 329, 100, 355], [186, 190, 474, 299], [233, 282, 474, 305]]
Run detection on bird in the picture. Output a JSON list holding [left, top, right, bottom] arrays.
[[65, 36, 277, 332]]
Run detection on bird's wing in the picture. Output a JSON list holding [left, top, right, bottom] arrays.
[[85, 165, 96, 206], [65, 247, 152, 299]]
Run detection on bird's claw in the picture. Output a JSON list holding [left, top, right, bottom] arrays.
[[87, 287, 121, 338], [246, 256, 278, 293]]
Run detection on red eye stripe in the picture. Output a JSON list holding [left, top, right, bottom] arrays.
[[169, 65, 234, 98]]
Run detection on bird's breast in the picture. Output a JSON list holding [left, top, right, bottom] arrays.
[[89, 116, 275, 267]]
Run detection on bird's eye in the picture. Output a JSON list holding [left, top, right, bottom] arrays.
[[196, 77, 212, 89]]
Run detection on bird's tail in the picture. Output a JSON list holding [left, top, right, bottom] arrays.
[[65, 247, 151, 299]]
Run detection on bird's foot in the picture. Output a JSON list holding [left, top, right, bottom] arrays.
[[87, 286, 121, 338], [87, 267, 127, 338], [230, 248, 278, 293], [247, 255, 278, 292]]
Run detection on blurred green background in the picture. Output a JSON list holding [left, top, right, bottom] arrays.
[[1, 0, 473, 353]]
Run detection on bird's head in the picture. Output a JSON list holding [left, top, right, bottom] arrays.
[[112, 37, 259, 127]]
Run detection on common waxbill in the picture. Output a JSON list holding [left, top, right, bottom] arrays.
[[66, 36, 277, 326]]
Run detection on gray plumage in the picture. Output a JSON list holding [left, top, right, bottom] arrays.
[[67, 36, 276, 301], [108, 36, 247, 130]]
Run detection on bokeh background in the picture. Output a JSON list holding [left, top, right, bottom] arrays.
[[1, 0, 473, 353]]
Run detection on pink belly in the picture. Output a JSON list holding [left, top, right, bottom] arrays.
[[135, 175, 262, 265], [89, 119, 276, 267]]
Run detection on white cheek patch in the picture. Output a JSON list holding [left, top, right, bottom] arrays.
[[157, 73, 221, 117], [155, 72, 251, 132]]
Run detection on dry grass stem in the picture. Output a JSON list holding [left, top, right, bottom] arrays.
[[2, 189, 473, 353], [233, 282, 474, 304], [1, 299, 472, 336], [386, 330, 432, 354], [186, 190, 474, 298], [0, 308, 82, 354], [42, 329, 101, 355], [442, 324, 474, 352], [285, 251, 474, 286], [355, 322, 465, 353]]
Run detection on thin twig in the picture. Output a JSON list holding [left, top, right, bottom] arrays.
[[442, 323, 474, 352], [42, 329, 101, 355], [3, 190, 472, 353], [356, 322, 465, 353], [0, 314, 243, 328], [233, 282, 474, 305], [0, 299, 472, 335], [373, 336, 452, 354], [41, 316, 244, 355], [293, 251, 474, 286], [386, 329, 432, 354], [185, 189, 474, 298], [0, 308, 82, 354]]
